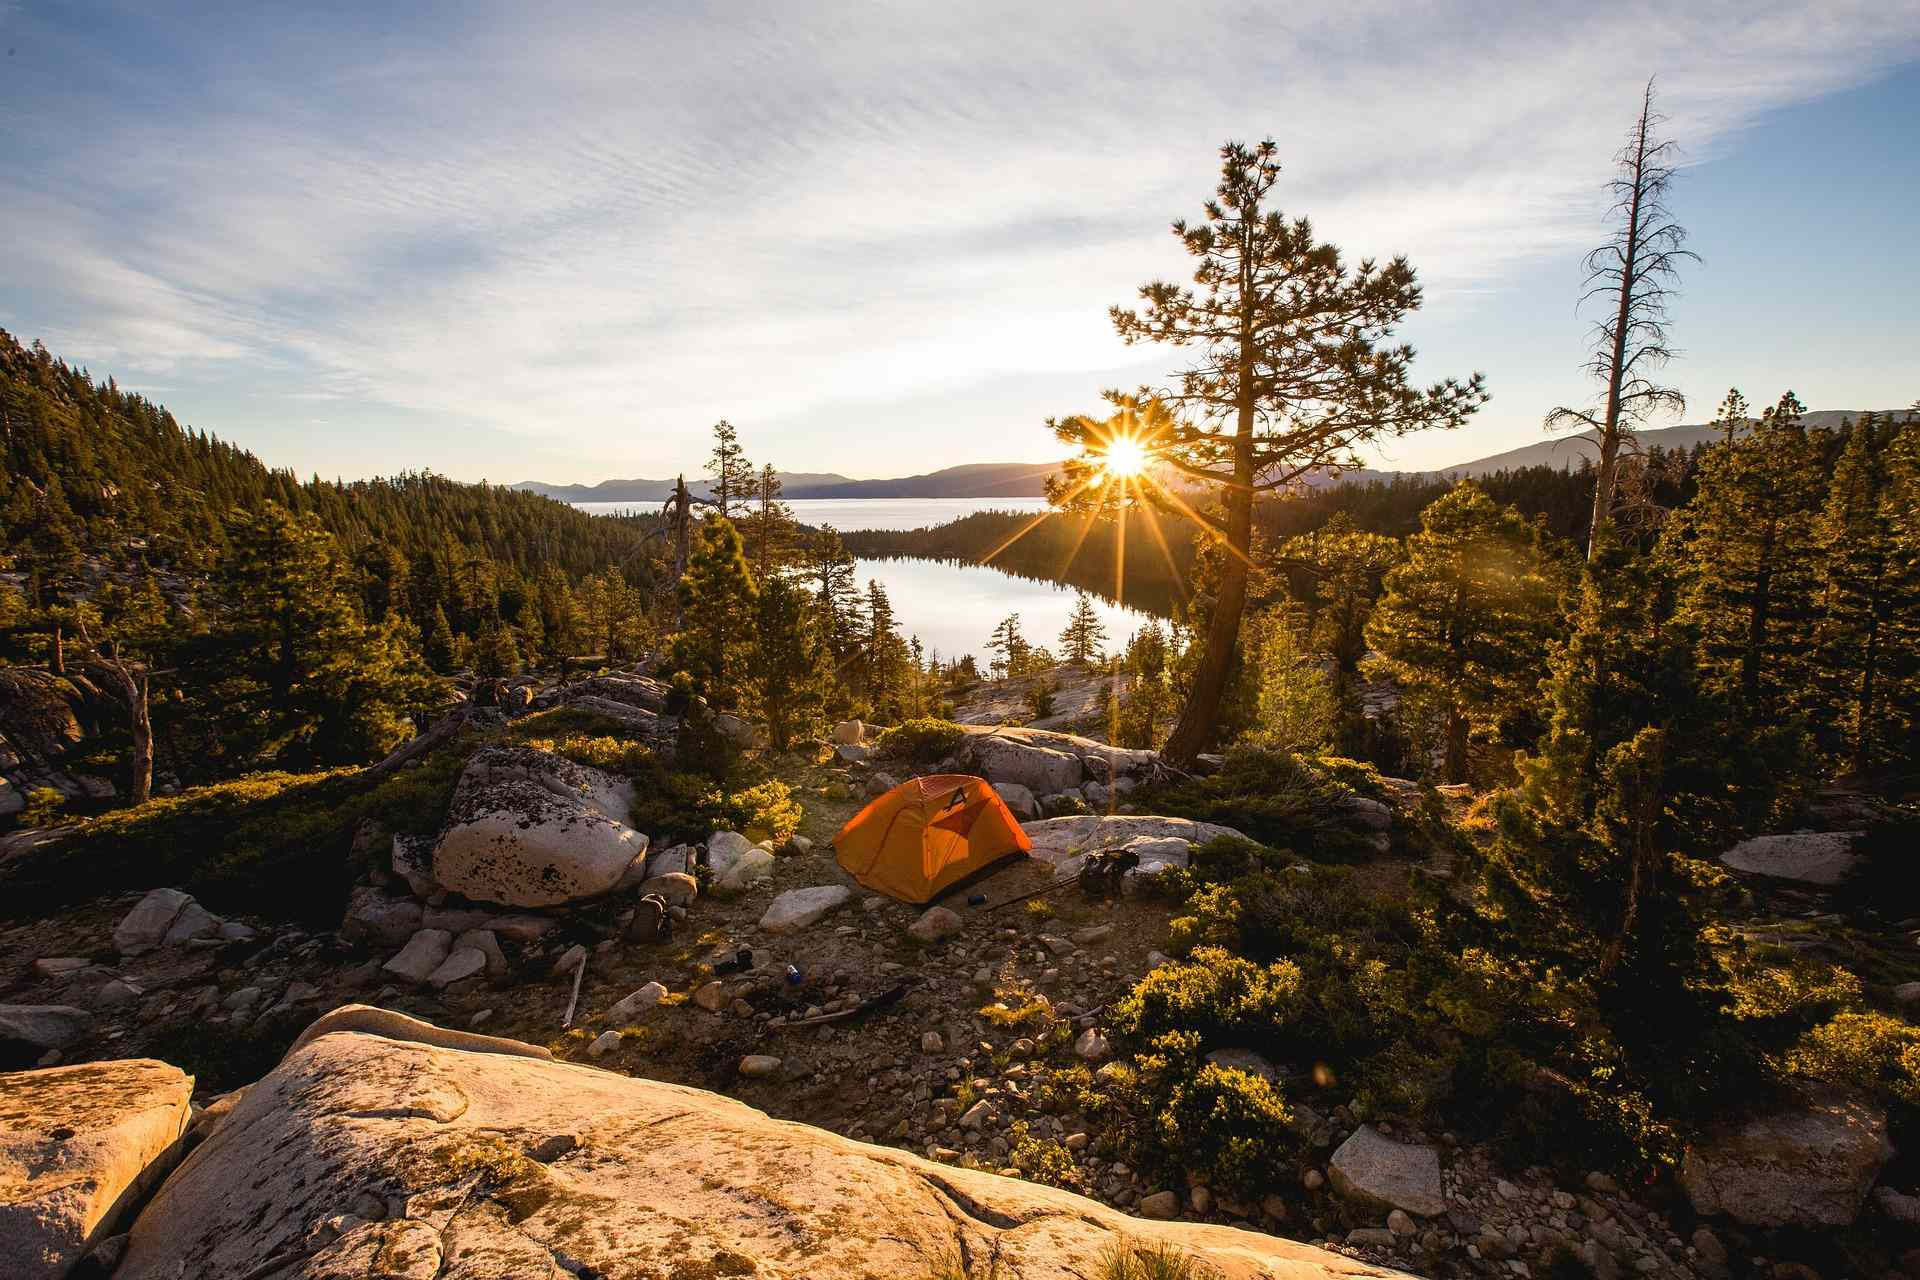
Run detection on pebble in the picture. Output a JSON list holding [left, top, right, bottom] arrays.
[[692, 981, 727, 1011], [738, 1055, 782, 1078], [586, 1030, 621, 1058], [921, 1031, 945, 1054]]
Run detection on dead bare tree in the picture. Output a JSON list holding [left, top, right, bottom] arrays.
[[1547, 79, 1697, 560]]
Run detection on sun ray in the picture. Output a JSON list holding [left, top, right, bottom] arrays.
[[1054, 509, 1099, 581], [1135, 494, 1187, 595], [979, 471, 1101, 566], [1140, 471, 1258, 570]]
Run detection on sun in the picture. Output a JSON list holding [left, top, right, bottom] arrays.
[[1099, 435, 1151, 480]]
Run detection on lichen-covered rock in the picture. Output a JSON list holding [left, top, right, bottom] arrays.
[[1328, 1124, 1446, 1217], [115, 1005, 1408, 1280], [431, 746, 648, 907], [1681, 1087, 1890, 1227], [0, 1058, 193, 1280]]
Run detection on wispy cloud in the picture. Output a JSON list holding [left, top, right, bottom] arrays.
[[1, 1, 1915, 479]]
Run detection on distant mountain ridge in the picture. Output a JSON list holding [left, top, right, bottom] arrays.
[[1432, 410, 1896, 478], [518, 409, 1904, 501], [514, 461, 1064, 503]]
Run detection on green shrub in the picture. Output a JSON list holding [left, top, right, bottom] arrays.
[[629, 770, 802, 843], [1136, 749, 1377, 860], [875, 717, 968, 768], [1153, 1061, 1296, 1193], [1008, 1121, 1082, 1190], [1785, 1011, 1920, 1106], [1111, 947, 1305, 1048], [18, 785, 66, 827]]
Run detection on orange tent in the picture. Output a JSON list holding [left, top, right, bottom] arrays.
[[834, 774, 1033, 904]]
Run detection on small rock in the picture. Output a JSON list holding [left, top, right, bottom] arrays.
[[427, 946, 488, 989], [738, 1055, 782, 1078], [607, 982, 668, 1022], [1138, 1190, 1180, 1219], [1303, 1168, 1325, 1192], [1074, 1028, 1109, 1060], [908, 907, 964, 944], [920, 1031, 945, 1054], [551, 943, 588, 976], [1387, 1208, 1415, 1236], [1190, 1185, 1213, 1214], [32, 957, 89, 978], [1069, 924, 1114, 945], [586, 1030, 622, 1058], [382, 929, 453, 985], [692, 981, 727, 1012], [0, 1004, 92, 1049]]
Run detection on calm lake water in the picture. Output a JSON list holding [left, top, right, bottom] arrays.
[[572, 496, 1149, 661], [851, 556, 1152, 663]]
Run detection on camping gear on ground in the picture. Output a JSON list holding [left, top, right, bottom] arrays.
[[625, 893, 672, 943], [833, 774, 1033, 904]]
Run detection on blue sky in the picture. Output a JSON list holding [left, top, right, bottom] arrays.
[[2, 1, 1916, 483]]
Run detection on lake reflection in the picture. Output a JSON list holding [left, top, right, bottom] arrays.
[[853, 557, 1153, 663]]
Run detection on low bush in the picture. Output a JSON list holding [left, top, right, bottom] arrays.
[[3, 733, 478, 924], [1136, 749, 1381, 861], [875, 717, 968, 768], [1785, 1011, 1920, 1107]]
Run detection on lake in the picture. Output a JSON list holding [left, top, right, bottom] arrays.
[[573, 496, 1051, 531], [572, 495, 1152, 661], [851, 556, 1152, 663]]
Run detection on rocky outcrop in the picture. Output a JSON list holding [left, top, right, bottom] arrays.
[[116, 1006, 1406, 1280], [1021, 814, 1250, 872], [1328, 1125, 1447, 1218], [431, 746, 648, 907], [1, 1058, 193, 1280], [0, 665, 134, 813], [1719, 831, 1863, 886], [1680, 1086, 1890, 1227]]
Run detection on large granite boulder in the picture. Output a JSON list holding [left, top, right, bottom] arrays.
[[1680, 1087, 1890, 1227], [0, 1005, 93, 1051], [1, 1058, 193, 1280], [1328, 1124, 1446, 1218], [431, 746, 648, 907], [971, 734, 1085, 794], [116, 1005, 1405, 1280], [1720, 831, 1863, 886]]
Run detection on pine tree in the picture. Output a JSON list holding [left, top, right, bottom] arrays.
[[864, 580, 910, 718], [752, 572, 827, 750], [1812, 412, 1916, 769], [987, 614, 1028, 679], [1052, 138, 1486, 763], [578, 569, 645, 662], [188, 502, 440, 766], [747, 463, 795, 578], [1272, 512, 1402, 739], [805, 526, 865, 659], [671, 517, 758, 707], [1662, 392, 1824, 728], [1058, 593, 1108, 666], [706, 420, 754, 520], [1250, 603, 1336, 754], [422, 603, 457, 675], [1365, 483, 1564, 782]]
